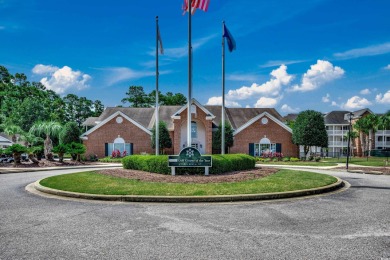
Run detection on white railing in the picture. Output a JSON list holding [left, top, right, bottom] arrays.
[[376, 130, 390, 135], [327, 130, 345, 135], [328, 141, 348, 147]]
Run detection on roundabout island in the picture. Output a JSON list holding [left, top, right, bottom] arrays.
[[32, 166, 345, 203]]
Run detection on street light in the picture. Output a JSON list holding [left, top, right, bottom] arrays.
[[345, 112, 354, 171]]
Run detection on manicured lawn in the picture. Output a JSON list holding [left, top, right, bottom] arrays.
[[256, 161, 337, 166], [39, 170, 337, 196]]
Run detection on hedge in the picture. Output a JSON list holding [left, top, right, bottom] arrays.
[[122, 154, 256, 175]]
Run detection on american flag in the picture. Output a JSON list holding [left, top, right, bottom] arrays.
[[183, 0, 210, 14]]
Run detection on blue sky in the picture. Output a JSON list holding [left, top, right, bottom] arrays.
[[1, 0, 390, 115]]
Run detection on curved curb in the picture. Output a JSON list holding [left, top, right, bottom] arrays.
[[32, 177, 345, 203]]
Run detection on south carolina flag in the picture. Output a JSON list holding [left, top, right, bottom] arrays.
[[223, 23, 236, 52]]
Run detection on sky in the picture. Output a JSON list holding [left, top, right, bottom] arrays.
[[1, 0, 390, 115]]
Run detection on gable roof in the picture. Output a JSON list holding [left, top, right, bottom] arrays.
[[226, 108, 285, 130], [81, 111, 152, 139], [172, 99, 216, 120], [96, 107, 155, 128], [0, 135, 13, 145], [324, 111, 350, 124], [233, 111, 292, 136]]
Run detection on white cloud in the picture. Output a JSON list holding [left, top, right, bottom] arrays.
[[32, 64, 91, 94], [280, 104, 299, 113], [289, 60, 344, 92], [226, 65, 293, 100], [360, 88, 371, 95], [227, 73, 259, 82], [32, 64, 59, 74], [206, 65, 292, 108], [150, 34, 217, 59], [322, 93, 331, 103], [331, 101, 338, 107], [334, 42, 390, 60], [104, 67, 154, 86], [342, 96, 372, 110], [385, 65, 390, 70], [260, 60, 305, 68], [254, 97, 278, 108], [205, 96, 241, 107], [375, 90, 390, 104]]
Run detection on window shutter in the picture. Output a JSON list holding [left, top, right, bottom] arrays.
[[249, 143, 255, 156], [276, 143, 282, 153], [104, 143, 108, 156], [130, 143, 134, 155]]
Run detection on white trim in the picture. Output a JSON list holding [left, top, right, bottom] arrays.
[[171, 98, 216, 119], [80, 111, 152, 138], [233, 112, 292, 136]]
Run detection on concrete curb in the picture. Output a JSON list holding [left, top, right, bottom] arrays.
[[33, 177, 345, 203]]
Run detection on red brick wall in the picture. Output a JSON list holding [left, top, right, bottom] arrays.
[[173, 106, 213, 154], [230, 116, 299, 157], [83, 116, 153, 158]]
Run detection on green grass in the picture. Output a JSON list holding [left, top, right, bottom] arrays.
[[324, 156, 389, 167], [256, 161, 337, 166], [39, 170, 337, 196]]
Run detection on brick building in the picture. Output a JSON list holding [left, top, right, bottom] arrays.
[[81, 99, 299, 158]]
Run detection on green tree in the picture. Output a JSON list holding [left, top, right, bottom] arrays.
[[3, 124, 23, 143], [66, 142, 86, 162], [151, 121, 172, 154], [5, 144, 28, 166], [363, 114, 379, 155], [354, 118, 369, 156], [161, 92, 187, 106], [59, 122, 81, 145], [292, 110, 328, 158], [52, 143, 68, 162], [212, 121, 234, 153], [121, 86, 151, 107], [29, 121, 62, 160]]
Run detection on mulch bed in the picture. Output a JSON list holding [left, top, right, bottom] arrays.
[[0, 160, 99, 168], [97, 168, 279, 184]]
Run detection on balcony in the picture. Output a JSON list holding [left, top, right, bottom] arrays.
[[327, 130, 345, 135], [328, 141, 348, 147]]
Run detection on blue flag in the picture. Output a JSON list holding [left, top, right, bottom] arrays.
[[223, 23, 236, 52]]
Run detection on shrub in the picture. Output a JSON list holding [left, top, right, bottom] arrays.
[[290, 157, 300, 162], [99, 157, 122, 163], [122, 154, 256, 175], [282, 157, 290, 162], [315, 156, 321, 162]]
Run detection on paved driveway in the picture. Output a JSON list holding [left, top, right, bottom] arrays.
[[0, 168, 389, 259]]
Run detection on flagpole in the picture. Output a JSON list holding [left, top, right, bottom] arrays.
[[187, 0, 192, 148], [155, 16, 160, 155], [221, 21, 226, 155]]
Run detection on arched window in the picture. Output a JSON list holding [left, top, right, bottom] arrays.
[[113, 137, 125, 154], [259, 137, 271, 154], [191, 121, 197, 139]]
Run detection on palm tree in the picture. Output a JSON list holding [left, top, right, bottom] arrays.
[[364, 114, 379, 156], [354, 118, 368, 157], [29, 121, 62, 160], [378, 111, 390, 149], [3, 124, 23, 143]]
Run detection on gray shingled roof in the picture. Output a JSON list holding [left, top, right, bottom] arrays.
[[82, 117, 99, 126], [225, 108, 284, 129], [97, 107, 155, 129], [87, 105, 286, 132], [324, 111, 350, 124], [283, 113, 298, 122], [148, 106, 182, 130]]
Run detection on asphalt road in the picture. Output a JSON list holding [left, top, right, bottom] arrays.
[[0, 168, 389, 260]]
